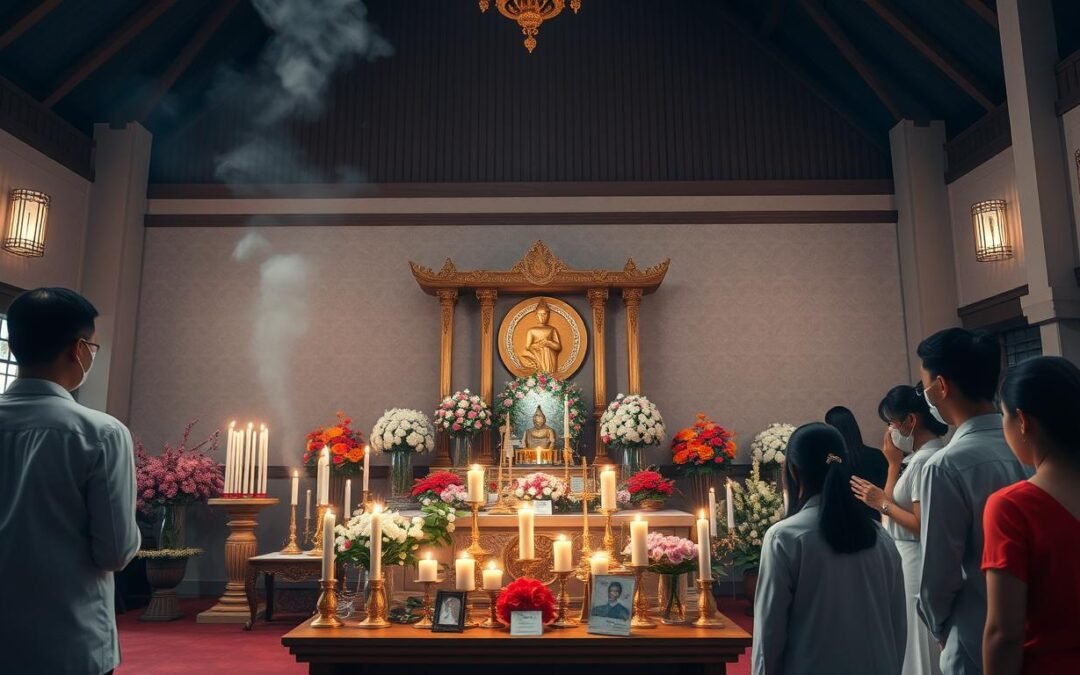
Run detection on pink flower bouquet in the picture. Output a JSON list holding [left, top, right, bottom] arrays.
[[433, 389, 493, 438], [623, 532, 698, 575], [135, 419, 223, 512]]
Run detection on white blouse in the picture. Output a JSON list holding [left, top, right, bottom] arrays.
[[884, 438, 944, 543]]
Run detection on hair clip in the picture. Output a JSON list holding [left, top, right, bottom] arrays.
[[826, 453, 843, 465]]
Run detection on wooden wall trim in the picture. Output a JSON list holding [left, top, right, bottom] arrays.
[[144, 210, 899, 228], [945, 104, 1011, 184], [0, 76, 93, 180], [957, 285, 1029, 330], [0, 281, 25, 313], [1057, 50, 1080, 116], [269, 463, 754, 480]]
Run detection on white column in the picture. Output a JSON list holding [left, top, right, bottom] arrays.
[[77, 123, 152, 419]]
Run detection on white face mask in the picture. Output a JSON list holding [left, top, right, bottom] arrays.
[[890, 421, 915, 455], [72, 339, 96, 392], [923, 385, 947, 426]]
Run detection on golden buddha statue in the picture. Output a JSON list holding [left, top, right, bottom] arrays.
[[521, 406, 557, 461], [518, 299, 562, 374]]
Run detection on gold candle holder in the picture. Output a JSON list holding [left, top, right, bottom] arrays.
[[574, 459, 595, 581], [480, 589, 503, 629], [307, 504, 329, 556], [515, 557, 541, 579], [693, 577, 726, 628], [466, 501, 489, 558], [361, 490, 372, 513], [551, 570, 578, 628], [357, 576, 391, 629], [577, 569, 593, 623], [629, 564, 656, 629], [311, 578, 343, 628], [412, 578, 443, 629], [602, 508, 626, 572], [280, 503, 303, 554]]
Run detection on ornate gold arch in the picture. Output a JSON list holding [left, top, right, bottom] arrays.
[[410, 241, 670, 465]]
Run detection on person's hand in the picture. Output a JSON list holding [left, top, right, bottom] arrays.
[[881, 427, 904, 467], [850, 475, 887, 511]]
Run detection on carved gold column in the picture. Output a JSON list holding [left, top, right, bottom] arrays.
[[588, 288, 609, 459], [477, 289, 498, 464], [623, 288, 643, 395], [432, 289, 458, 467]]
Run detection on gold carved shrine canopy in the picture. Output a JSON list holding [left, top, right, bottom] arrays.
[[409, 241, 669, 466]]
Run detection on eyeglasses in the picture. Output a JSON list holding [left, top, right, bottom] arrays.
[[913, 379, 939, 397], [80, 339, 100, 356]]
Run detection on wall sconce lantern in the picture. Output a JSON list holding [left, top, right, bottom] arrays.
[[2, 189, 50, 258], [971, 199, 1013, 262]]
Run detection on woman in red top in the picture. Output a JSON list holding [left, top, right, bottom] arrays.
[[983, 356, 1080, 675]]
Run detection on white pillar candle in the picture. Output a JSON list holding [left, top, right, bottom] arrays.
[[343, 479, 352, 519], [370, 504, 383, 580], [322, 509, 336, 581], [243, 423, 253, 494], [305, 489, 311, 520], [225, 422, 235, 494], [362, 445, 370, 493], [563, 397, 570, 442], [600, 465, 617, 512], [708, 487, 717, 537], [697, 510, 712, 581], [726, 480, 736, 530], [518, 503, 535, 560], [418, 551, 439, 582], [248, 422, 258, 494], [290, 470, 299, 506], [455, 553, 476, 591], [590, 552, 609, 576], [317, 446, 330, 505], [630, 514, 649, 566], [482, 560, 503, 590], [553, 533, 573, 572], [467, 464, 485, 503], [260, 424, 269, 494]]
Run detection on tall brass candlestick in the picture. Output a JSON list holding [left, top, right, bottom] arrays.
[[577, 569, 593, 623], [466, 501, 489, 558], [307, 505, 329, 556], [412, 578, 443, 629], [357, 576, 391, 629], [574, 459, 595, 581], [480, 589, 503, 628], [488, 430, 516, 515], [551, 570, 578, 628], [693, 578, 726, 628], [280, 503, 303, 554], [629, 564, 657, 629], [602, 508, 626, 571], [311, 578, 342, 628]]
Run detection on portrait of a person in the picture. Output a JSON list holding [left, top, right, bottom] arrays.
[[437, 596, 462, 626], [592, 581, 631, 621]]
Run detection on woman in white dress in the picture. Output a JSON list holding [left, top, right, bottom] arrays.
[[851, 385, 947, 675], [753, 423, 907, 675]]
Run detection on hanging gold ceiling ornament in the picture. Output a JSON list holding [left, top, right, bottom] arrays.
[[479, 0, 578, 53]]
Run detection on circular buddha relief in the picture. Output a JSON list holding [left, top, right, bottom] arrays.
[[498, 296, 587, 380]]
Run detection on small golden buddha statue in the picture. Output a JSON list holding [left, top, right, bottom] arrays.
[[518, 299, 562, 374], [521, 406, 557, 457]]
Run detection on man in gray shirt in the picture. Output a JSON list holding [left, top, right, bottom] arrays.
[[916, 328, 1027, 675], [0, 288, 140, 674]]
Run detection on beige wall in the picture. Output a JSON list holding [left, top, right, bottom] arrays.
[[1063, 107, 1080, 261]]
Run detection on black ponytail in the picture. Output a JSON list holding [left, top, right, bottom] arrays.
[[1000, 356, 1080, 455], [878, 384, 948, 437], [786, 423, 878, 554]]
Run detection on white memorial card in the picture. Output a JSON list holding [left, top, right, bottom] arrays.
[[510, 610, 543, 636], [531, 500, 553, 515]]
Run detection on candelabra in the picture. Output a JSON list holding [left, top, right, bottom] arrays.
[[629, 564, 656, 629], [573, 459, 595, 581], [480, 589, 503, 628], [307, 505, 329, 556], [361, 490, 372, 514], [693, 577, 725, 628], [602, 508, 626, 572], [412, 578, 443, 629], [280, 503, 303, 554], [357, 576, 391, 629], [311, 578, 343, 628], [488, 443, 516, 515], [515, 557, 541, 579], [551, 570, 578, 628], [466, 501, 489, 558]]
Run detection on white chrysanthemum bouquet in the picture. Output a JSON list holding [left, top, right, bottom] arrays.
[[750, 423, 795, 466], [599, 393, 666, 451], [717, 462, 785, 572], [370, 408, 436, 454]]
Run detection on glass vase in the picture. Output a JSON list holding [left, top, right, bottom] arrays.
[[158, 504, 186, 550], [657, 572, 688, 625], [450, 436, 472, 467], [621, 446, 645, 475], [388, 450, 414, 507]]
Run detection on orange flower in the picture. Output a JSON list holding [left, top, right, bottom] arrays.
[[325, 426, 344, 439], [697, 445, 716, 461], [331, 442, 349, 456], [674, 428, 696, 442], [673, 448, 690, 464], [346, 447, 364, 463]]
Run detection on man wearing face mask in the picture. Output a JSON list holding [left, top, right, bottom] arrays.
[[0, 288, 140, 675], [913, 328, 1027, 675]]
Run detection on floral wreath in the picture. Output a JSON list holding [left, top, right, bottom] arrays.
[[494, 372, 588, 444]]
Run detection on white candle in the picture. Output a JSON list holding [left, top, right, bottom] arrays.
[[291, 470, 299, 506], [600, 465, 617, 512], [305, 489, 311, 520], [317, 446, 330, 505], [243, 422, 253, 494], [225, 422, 235, 494], [467, 464, 485, 503], [322, 509, 335, 581], [344, 479, 352, 519], [248, 422, 257, 494], [362, 445, 370, 493], [708, 487, 717, 538], [630, 514, 649, 566], [563, 397, 570, 441], [260, 424, 269, 494], [553, 533, 573, 572], [536, 447, 541, 464], [518, 503, 535, 560], [482, 560, 503, 590], [697, 510, 712, 581], [370, 504, 383, 580], [455, 553, 476, 591], [418, 551, 438, 582], [590, 552, 609, 576], [726, 480, 736, 530]]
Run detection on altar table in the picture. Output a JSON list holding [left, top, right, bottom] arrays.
[[282, 617, 752, 675], [244, 552, 327, 630]]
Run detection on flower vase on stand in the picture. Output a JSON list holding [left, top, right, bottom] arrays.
[[657, 573, 688, 625], [621, 446, 646, 476], [387, 450, 414, 510], [450, 436, 472, 467], [159, 504, 186, 549]]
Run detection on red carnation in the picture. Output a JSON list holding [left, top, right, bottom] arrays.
[[495, 577, 557, 625]]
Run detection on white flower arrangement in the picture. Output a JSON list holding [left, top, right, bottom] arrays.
[[370, 408, 436, 454], [718, 462, 785, 571], [511, 472, 567, 502], [750, 423, 795, 466], [599, 393, 666, 451]]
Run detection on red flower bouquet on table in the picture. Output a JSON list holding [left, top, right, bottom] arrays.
[[495, 577, 557, 626], [626, 469, 676, 507], [303, 411, 367, 476], [410, 471, 468, 508]]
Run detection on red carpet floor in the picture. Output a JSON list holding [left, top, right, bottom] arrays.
[[117, 597, 753, 674]]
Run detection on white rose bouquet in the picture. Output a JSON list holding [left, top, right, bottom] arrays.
[[716, 462, 785, 572], [370, 408, 436, 454], [750, 423, 795, 466], [599, 393, 666, 451], [511, 471, 567, 502]]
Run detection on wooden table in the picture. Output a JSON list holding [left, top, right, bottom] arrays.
[[282, 617, 752, 675], [244, 552, 325, 630]]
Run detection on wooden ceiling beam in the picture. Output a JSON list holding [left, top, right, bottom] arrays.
[[866, 0, 995, 111], [131, 0, 241, 123], [43, 0, 178, 108], [0, 0, 62, 51], [960, 0, 998, 30], [799, 0, 902, 121]]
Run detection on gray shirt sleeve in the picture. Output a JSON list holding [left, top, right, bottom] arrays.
[[86, 424, 141, 571], [752, 528, 793, 675], [917, 460, 968, 641]]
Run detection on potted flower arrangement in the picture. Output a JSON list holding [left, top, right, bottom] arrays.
[[411, 471, 469, 509], [134, 419, 223, 621], [716, 462, 785, 615], [599, 393, 666, 474], [625, 469, 676, 511], [370, 409, 436, 506], [622, 532, 697, 624], [303, 411, 367, 508], [750, 422, 795, 484], [495, 577, 558, 629], [433, 389, 492, 466], [671, 413, 737, 506], [511, 471, 567, 504]]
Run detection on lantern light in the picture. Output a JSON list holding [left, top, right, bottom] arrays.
[[970, 199, 1013, 262], [2, 189, 50, 258]]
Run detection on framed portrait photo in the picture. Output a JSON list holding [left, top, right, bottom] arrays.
[[587, 574, 634, 636], [432, 590, 467, 633]]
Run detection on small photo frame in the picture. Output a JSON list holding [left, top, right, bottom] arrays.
[[570, 476, 585, 494], [432, 590, 467, 633], [587, 574, 634, 636]]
